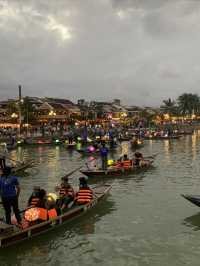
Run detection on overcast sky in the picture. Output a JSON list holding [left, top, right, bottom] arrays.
[[0, 0, 200, 106]]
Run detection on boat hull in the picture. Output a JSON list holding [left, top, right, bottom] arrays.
[[81, 162, 153, 178], [182, 194, 200, 207]]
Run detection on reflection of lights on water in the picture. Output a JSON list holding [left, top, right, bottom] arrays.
[[192, 134, 197, 160], [164, 140, 170, 162]]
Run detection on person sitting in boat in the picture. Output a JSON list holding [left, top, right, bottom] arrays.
[[76, 177, 93, 205], [56, 176, 75, 211], [28, 187, 47, 208], [134, 152, 144, 166], [121, 154, 133, 169]]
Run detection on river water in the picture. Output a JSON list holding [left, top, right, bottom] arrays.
[[1, 133, 200, 266]]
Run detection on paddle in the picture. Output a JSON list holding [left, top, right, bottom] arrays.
[[61, 165, 83, 180]]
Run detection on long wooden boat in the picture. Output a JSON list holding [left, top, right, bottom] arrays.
[[118, 136, 132, 142], [131, 140, 144, 149], [17, 138, 63, 146], [181, 194, 200, 207], [81, 160, 153, 178], [144, 135, 181, 140], [77, 149, 100, 156], [0, 184, 111, 248]]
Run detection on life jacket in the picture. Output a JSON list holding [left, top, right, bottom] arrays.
[[48, 208, 57, 219], [24, 207, 48, 222], [122, 160, 132, 169], [76, 189, 93, 205], [30, 197, 40, 207], [115, 161, 122, 170]]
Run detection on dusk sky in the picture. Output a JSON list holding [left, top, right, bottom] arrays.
[[0, 0, 200, 106]]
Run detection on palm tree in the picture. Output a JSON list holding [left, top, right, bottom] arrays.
[[177, 93, 200, 116], [160, 98, 177, 115]]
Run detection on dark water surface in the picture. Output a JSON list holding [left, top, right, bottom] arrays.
[[1, 133, 200, 266]]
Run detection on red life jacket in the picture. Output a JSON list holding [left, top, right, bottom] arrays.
[[115, 161, 122, 170], [122, 160, 132, 169], [76, 189, 93, 204]]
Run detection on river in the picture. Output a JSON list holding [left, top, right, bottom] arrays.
[[0, 133, 200, 266]]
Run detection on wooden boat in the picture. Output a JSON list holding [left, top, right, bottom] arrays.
[[17, 138, 63, 146], [131, 140, 144, 149], [0, 184, 111, 248], [118, 136, 131, 142], [81, 160, 153, 178], [77, 149, 100, 156], [144, 135, 181, 140], [181, 194, 200, 207]]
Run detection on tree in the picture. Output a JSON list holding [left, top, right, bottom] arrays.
[[21, 97, 36, 124], [160, 98, 177, 115], [177, 93, 200, 116]]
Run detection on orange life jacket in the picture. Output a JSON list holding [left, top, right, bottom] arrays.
[[76, 189, 93, 204], [48, 208, 57, 219], [25, 207, 48, 222], [122, 160, 132, 169]]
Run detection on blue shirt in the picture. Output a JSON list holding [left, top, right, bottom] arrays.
[[0, 175, 19, 198], [100, 147, 108, 157]]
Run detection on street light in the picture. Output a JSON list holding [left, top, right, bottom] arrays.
[[49, 110, 56, 116], [11, 113, 18, 118]]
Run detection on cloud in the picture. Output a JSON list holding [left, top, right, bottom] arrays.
[[0, 0, 200, 105]]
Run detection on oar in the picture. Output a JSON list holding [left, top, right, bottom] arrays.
[[61, 165, 83, 180]]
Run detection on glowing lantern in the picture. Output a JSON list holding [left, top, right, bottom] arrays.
[[87, 146, 96, 152], [107, 159, 114, 166]]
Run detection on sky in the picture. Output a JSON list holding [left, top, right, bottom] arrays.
[[0, 0, 200, 106]]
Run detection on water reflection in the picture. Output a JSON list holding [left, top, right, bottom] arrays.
[[191, 133, 197, 160], [183, 212, 200, 231]]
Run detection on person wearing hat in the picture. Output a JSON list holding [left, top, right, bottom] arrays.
[[0, 167, 21, 225]]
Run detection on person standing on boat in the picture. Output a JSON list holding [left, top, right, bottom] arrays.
[[0, 167, 21, 225], [100, 142, 108, 170]]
